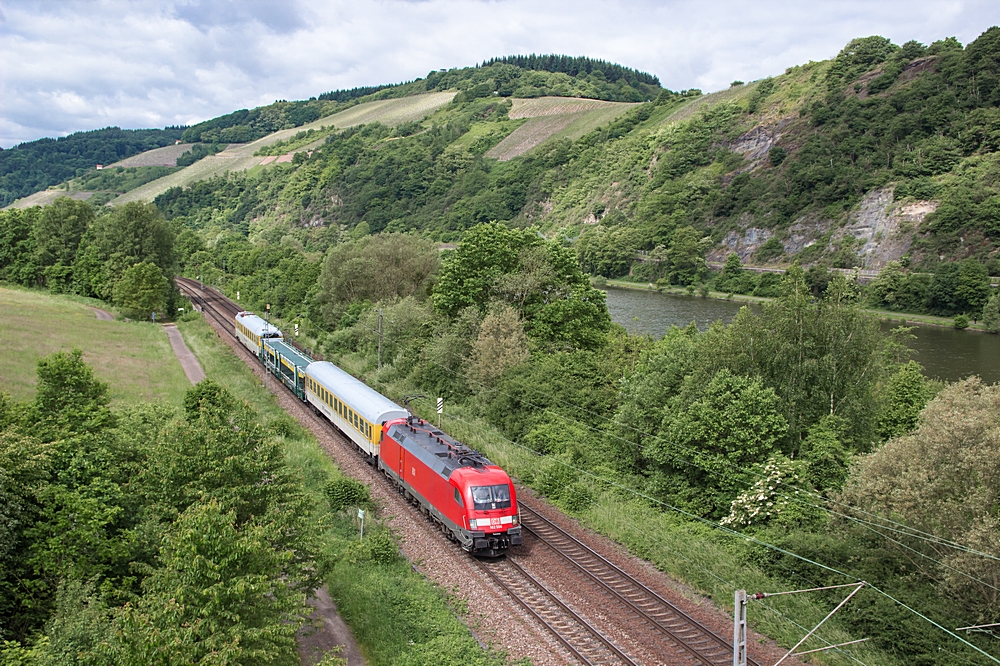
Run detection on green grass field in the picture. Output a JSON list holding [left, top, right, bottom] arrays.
[[0, 286, 191, 404]]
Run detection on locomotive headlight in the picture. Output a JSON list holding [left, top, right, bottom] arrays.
[[512, 515, 518, 526], [468, 519, 478, 529]]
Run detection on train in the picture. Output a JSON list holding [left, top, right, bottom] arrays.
[[233, 311, 522, 557]]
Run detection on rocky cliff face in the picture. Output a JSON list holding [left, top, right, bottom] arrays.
[[707, 188, 938, 269], [835, 188, 937, 269]]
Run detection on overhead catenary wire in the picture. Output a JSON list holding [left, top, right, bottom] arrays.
[[428, 351, 1000, 566], [435, 407, 1000, 664], [415, 353, 1000, 653], [570, 481, 872, 665]]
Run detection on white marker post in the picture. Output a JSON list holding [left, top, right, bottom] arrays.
[[437, 397, 443, 427], [358, 508, 365, 541]]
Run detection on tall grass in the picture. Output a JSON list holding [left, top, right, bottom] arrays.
[[0, 285, 190, 404]]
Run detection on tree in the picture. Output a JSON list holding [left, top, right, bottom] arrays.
[[433, 222, 538, 316], [466, 305, 530, 388], [109, 501, 309, 666], [316, 233, 438, 326], [75, 202, 175, 299], [702, 272, 903, 450], [955, 258, 991, 314], [715, 252, 751, 293], [666, 226, 708, 285], [841, 377, 1000, 617], [32, 349, 111, 438], [32, 197, 94, 276], [112, 262, 169, 321], [983, 292, 1000, 332], [867, 260, 905, 309], [0, 207, 39, 285], [646, 369, 788, 517], [876, 360, 932, 440]]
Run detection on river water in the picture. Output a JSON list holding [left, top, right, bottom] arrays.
[[602, 286, 1000, 385]]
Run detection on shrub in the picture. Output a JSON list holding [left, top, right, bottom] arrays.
[[359, 529, 399, 565], [324, 476, 373, 512], [954, 313, 970, 329]]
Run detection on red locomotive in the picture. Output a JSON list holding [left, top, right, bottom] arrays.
[[379, 415, 522, 557]]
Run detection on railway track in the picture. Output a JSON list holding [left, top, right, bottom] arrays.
[[175, 277, 750, 666], [518, 505, 755, 666], [476, 556, 638, 666]]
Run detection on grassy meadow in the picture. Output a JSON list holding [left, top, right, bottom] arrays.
[[0, 286, 191, 404]]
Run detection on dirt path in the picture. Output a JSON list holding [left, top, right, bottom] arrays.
[[91, 307, 114, 321], [297, 586, 367, 666], [162, 323, 206, 384]]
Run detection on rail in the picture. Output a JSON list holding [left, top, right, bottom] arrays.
[[176, 276, 751, 666], [519, 504, 758, 666], [475, 556, 638, 666]]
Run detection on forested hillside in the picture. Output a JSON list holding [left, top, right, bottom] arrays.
[[0, 127, 185, 207], [125, 31, 999, 288]]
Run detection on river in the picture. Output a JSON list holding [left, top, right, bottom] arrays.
[[602, 286, 1000, 385]]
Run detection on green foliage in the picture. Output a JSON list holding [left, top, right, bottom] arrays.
[[646, 369, 788, 517], [954, 312, 970, 328], [111, 261, 169, 320], [433, 56, 662, 103], [316, 233, 438, 327], [433, 222, 610, 349], [842, 377, 1000, 619], [798, 415, 850, 491], [575, 224, 643, 277], [0, 207, 40, 285], [33, 198, 94, 283], [753, 236, 784, 263], [433, 223, 537, 315], [324, 476, 373, 512], [110, 499, 308, 665], [180, 99, 337, 143], [175, 142, 226, 167], [74, 202, 176, 302], [0, 127, 185, 207], [33, 349, 112, 438], [983, 291, 1000, 332], [877, 360, 931, 440], [182, 379, 236, 418], [70, 165, 179, 194], [666, 226, 709, 285], [351, 529, 399, 565]]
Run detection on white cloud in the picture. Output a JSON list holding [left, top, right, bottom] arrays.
[[0, 0, 997, 146]]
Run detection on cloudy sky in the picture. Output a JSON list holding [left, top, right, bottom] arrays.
[[1, 0, 997, 147]]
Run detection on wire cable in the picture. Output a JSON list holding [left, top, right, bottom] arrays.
[[437, 408, 1000, 664]]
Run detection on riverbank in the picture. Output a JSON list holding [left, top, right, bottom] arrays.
[[603, 278, 996, 333]]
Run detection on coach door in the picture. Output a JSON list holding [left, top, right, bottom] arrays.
[[398, 445, 405, 479]]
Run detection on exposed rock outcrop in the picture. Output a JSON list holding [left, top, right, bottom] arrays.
[[835, 188, 937, 269]]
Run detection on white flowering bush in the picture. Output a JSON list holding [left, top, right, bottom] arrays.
[[722, 456, 804, 528]]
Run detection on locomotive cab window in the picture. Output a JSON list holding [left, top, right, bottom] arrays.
[[470, 485, 511, 510], [453, 488, 464, 506]]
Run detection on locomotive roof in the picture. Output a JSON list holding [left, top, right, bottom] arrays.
[[386, 417, 496, 481], [305, 361, 408, 424], [236, 311, 283, 338], [264, 338, 313, 370]]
